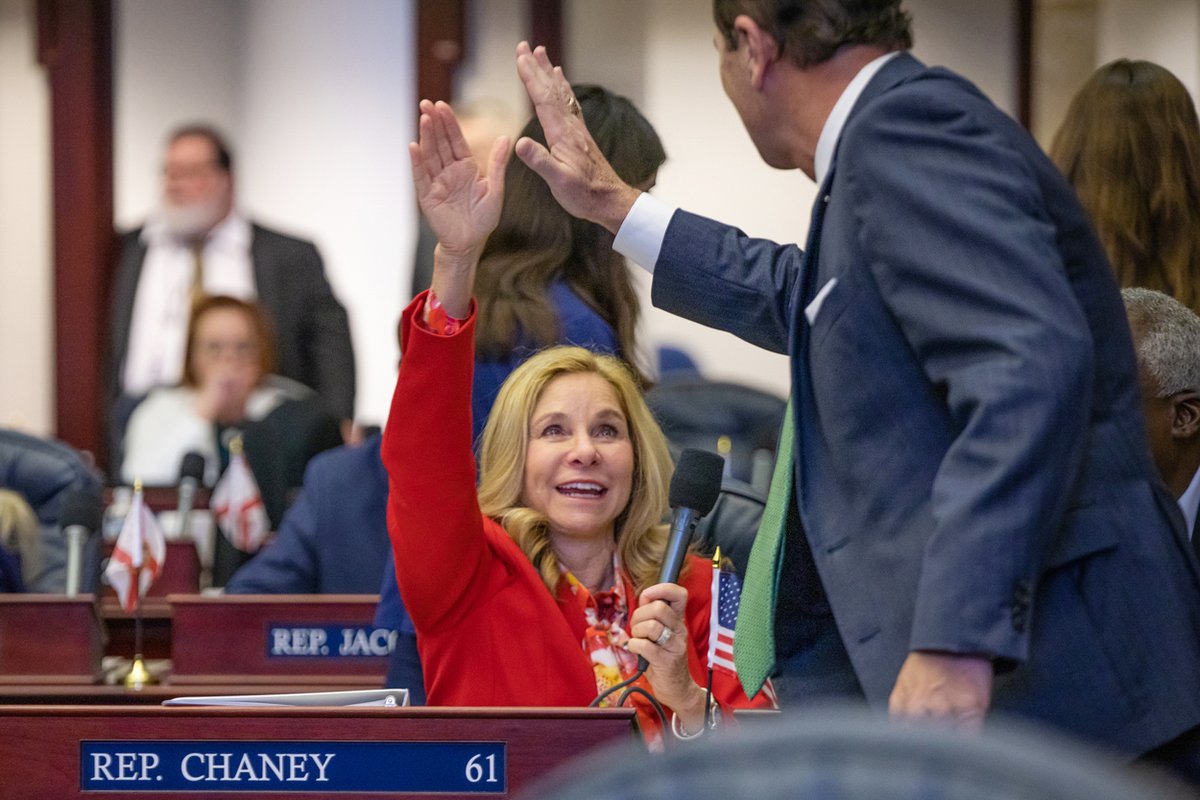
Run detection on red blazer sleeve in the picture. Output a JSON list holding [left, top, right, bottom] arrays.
[[383, 292, 493, 633]]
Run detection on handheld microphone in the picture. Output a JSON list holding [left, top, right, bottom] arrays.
[[627, 448, 725, 676], [61, 488, 102, 597], [176, 451, 206, 539], [658, 448, 725, 585]]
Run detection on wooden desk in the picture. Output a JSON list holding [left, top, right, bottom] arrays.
[[101, 597, 173, 660], [1, 594, 390, 702], [0, 595, 104, 683], [0, 705, 638, 799], [169, 594, 386, 684]]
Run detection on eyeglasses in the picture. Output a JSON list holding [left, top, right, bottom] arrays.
[[195, 339, 259, 361]]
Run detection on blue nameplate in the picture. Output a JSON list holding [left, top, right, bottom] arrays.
[[266, 624, 396, 658], [81, 740, 505, 793]]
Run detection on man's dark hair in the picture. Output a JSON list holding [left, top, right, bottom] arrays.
[[714, 0, 912, 68], [167, 123, 234, 173]]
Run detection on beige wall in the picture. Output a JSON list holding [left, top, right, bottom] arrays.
[[0, 0, 53, 436]]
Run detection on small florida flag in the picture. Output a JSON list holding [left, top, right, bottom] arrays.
[[210, 436, 270, 552], [105, 481, 166, 612]]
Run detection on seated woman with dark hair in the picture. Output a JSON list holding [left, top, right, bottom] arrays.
[[386, 99, 773, 748], [121, 295, 342, 532]]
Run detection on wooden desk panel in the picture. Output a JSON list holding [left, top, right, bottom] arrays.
[[100, 597, 173, 660], [0, 595, 104, 683], [169, 594, 387, 684], [0, 705, 638, 799]]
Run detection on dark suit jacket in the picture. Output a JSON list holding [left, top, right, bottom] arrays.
[[107, 222, 356, 427], [652, 53, 1200, 756], [225, 433, 390, 595]]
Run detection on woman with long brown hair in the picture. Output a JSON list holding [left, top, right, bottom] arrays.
[[1050, 60, 1200, 314], [467, 84, 666, 443]]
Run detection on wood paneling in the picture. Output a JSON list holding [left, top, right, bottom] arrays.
[[37, 0, 114, 468]]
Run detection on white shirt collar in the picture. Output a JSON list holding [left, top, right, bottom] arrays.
[[813, 51, 902, 185], [141, 209, 250, 249], [1177, 463, 1200, 540]]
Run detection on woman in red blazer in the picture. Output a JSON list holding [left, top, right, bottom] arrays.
[[385, 99, 772, 748]]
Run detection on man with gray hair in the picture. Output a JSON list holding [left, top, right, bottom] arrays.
[[1123, 287, 1200, 561]]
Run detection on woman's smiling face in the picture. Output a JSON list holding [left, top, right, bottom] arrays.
[[521, 372, 635, 544]]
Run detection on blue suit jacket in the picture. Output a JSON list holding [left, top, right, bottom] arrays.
[[652, 53, 1200, 755], [226, 434, 393, 595]]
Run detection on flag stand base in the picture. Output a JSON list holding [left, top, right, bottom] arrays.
[[123, 654, 155, 690]]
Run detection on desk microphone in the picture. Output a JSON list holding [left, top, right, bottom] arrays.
[[61, 488, 102, 597], [658, 448, 725, 585], [177, 451, 206, 539]]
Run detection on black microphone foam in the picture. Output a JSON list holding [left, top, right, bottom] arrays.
[[60, 487, 102, 534], [657, 449, 725, 587], [179, 451, 206, 483], [668, 448, 724, 516]]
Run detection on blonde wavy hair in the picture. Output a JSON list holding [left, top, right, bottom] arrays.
[[0, 489, 40, 587], [477, 346, 674, 595]]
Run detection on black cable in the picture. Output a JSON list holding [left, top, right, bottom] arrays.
[[589, 664, 646, 708], [588, 664, 669, 736], [616, 685, 669, 733]]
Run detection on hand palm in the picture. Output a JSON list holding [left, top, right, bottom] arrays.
[[420, 157, 500, 253]]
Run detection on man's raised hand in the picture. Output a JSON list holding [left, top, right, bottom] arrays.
[[514, 42, 640, 233]]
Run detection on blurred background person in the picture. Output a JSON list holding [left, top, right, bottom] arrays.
[[0, 489, 38, 591], [224, 432, 391, 595], [1050, 60, 1200, 315], [108, 123, 355, 462], [121, 295, 342, 585], [1122, 287, 1200, 561], [467, 83, 665, 445], [0, 428, 103, 592]]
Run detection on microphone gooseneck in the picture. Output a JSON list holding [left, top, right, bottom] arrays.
[[176, 451, 207, 539], [61, 487, 102, 597]]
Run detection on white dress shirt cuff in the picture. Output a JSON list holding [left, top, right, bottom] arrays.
[[613, 193, 677, 275]]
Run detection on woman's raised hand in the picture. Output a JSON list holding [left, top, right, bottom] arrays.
[[410, 99, 509, 253], [409, 100, 510, 316]]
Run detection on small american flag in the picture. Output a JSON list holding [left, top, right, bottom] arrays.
[[707, 568, 741, 674]]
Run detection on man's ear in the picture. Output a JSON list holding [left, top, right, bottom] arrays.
[[733, 14, 779, 90], [1170, 391, 1200, 439]]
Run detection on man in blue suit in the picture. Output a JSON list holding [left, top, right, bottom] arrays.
[[510, 0, 1200, 779], [225, 434, 391, 595]]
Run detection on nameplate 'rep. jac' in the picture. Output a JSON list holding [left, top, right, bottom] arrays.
[[267, 625, 397, 658]]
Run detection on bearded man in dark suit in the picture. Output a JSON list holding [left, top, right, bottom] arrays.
[[107, 124, 355, 457]]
